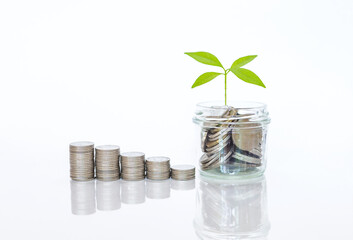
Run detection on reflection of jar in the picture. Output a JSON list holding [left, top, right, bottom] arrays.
[[194, 176, 270, 239], [193, 101, 270, 179]]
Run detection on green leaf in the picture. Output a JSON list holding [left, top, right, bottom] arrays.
[[185, 52, 223, 68], [230, 55, 257, 70], [191, 72, 222, 88], [231, 68, 266, 88]]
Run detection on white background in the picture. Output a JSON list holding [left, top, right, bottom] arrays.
[[0, 0, 352, 239]]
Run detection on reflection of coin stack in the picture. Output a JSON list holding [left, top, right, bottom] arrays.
[[96, 180, 121, 211], [120, 152, 145, 181], [171, 179, 195, 191], [95, 145, 120, 181], [70, 141, 94, 181], [121, 180, 145, 204], [171, 165, 195, 180], [200, 108, 236, 171], [70, 180, 96, 215], [194, 176, 270, 239], [146, 156, 170, 180], [146, 179, 170, 199]]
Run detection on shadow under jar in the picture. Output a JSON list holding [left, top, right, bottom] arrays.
[[193, 101, 270, 179]]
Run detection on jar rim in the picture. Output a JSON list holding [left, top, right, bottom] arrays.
[[196, 101, 267, 110], [193, 101, 270, 128]]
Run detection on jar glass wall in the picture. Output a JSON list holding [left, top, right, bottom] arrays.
[[193, 101, 270, 179]]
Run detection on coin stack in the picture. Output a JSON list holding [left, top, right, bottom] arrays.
[[95, 145, 120, 181], [146, 156, 170, 180], [171, 164, 195, 181], [120, 152, 145, 180], [70, 141, 95, 181]]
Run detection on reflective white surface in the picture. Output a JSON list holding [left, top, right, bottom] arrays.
[[71, 179, 192, 215], [1, 0, 353, 239], [0, 145, 352, 239], [69, 176, 270, 239]]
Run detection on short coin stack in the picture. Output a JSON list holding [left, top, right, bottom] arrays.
[[95, 145, 120, 181], [120, 152, 145, 180], [171, 164, 195, 181], [146, 156, 170, 180], [70, 141, 95, 181]]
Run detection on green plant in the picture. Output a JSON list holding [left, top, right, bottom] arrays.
[[185, 51, 265, 105]]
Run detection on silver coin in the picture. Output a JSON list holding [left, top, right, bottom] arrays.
[[232, 128, 262, 157], [95, 145, 120, 151], [232, 152, 262, 165], [121, 151, 145, 159]]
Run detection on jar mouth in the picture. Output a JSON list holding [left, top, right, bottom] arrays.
[[196, 101, 267, 111], [193, 101, 270, 128]]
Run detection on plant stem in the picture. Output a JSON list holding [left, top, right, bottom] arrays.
[[224, 71, 227, 105]]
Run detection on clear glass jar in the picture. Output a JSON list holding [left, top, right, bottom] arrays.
[[193, 101, 270, 179]]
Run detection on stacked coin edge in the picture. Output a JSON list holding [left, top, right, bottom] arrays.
[[70, 142, 196, 182], [70, 141, 95, 181], [120, 152, 145, 181], [95, 145, 120, 181], [171, 164, 196, 181], [146, 156, 171, 180]]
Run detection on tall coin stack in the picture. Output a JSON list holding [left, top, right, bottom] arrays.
[[70, 141, 94, 181], [171, 164, 196, 181], [95, 145, 120, 181], [120, 152, 145, 181], [146, 156, 170, 180]]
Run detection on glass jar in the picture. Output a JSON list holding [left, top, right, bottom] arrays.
[[193, 101, 270, 179]]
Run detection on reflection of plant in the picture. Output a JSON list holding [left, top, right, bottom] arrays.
[[185, 51, 266, 105]]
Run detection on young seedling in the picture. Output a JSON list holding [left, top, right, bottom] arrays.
[[185, 51, 265, 105]]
